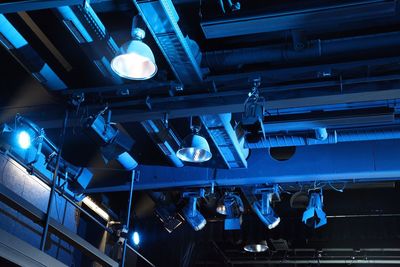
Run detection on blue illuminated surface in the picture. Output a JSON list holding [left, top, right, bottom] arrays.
[[17, 131, 31, 150], [132, 231, 140, 246]]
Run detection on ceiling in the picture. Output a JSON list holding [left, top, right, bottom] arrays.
[[2, 0, 400, 266]]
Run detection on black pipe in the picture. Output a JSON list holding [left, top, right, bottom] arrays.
[[40, 109, 68, 251], [203, 31, 400, 71]]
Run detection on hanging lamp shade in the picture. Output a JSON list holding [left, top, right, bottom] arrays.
[[176, 133, 212, 163], [111, 40, 157, 80]]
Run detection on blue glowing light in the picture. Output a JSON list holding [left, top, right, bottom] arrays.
[[132, 231, 140, 246], [17, 131, 31, 149]]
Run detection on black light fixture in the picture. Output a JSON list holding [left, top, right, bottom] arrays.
[[85, 108, 137, 171], [216, 192, 244, 230], [111, 15, 157, 80], [176, 117, 212, 163], [302, 191, 327, 228]]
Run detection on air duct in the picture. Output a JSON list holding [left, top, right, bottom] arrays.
[[246, 127, 400, 149], [204, 31, 400, 71]]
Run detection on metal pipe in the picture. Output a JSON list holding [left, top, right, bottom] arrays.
[[40, 109, 68, 251], [121, 171, 135, 267], [126, 244, 155, 267], [246, 127, 400, 149], [230, 259, 400, 265], [204, 31, 400, 70]]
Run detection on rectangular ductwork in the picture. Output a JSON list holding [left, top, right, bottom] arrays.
[[201, 0, 397, 39], [134, 0, 203, 85], [201, 113, 247, 169]]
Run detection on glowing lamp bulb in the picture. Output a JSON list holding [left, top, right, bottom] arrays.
[[132, 231, 140, 246], [17, 131, 31, 149]]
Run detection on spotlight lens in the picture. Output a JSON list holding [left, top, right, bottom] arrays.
[[17, 131, 31, 149], [132, 231, 140, 246]]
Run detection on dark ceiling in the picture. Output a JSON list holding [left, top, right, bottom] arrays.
[[2, 0, 400, 266]]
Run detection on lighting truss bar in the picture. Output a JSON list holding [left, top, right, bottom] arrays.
[[9, 75, 400, 128], [0, 0, 84, 14], [132, 139, 400, 190], [0, 183, 118, 267]]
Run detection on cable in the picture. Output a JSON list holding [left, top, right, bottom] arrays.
[[328, 181, 346, 192]]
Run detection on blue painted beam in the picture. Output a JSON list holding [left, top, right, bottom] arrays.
[[0, 0, 84, 14], [133, 140, 400, 190]]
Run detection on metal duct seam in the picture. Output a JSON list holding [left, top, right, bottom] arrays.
[[246, 128, 400, 149]]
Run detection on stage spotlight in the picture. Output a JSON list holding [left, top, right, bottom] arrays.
[[302, 192, 327, 228], [17, 130, 31, 149], [253, 192, 280, 230], [221, 192, 244, 230], [132, 231, 140, 246], [85, 109, 137, 170], [182, 197, 206, 231]]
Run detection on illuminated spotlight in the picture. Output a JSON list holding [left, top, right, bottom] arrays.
[[111, 15, 157, 80], [182, 197, 206, 231], [17, 130, 31, 149], [253, 192, 280, 230], [302, 192, 327, 229], [176, 118, 212, 163], [222, 193, 244, 230], [82, 196, 110, 221], [244, 240, 269, 253], [132, 231, 140, 246], [216, 196, 227, 215]]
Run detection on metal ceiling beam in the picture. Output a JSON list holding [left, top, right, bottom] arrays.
[[11, 85, 400, 128], [0, 0, 84, 14], [201, 0, 396, 39], [0, 15, 67, 90], [133, 139, 400, 190]]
